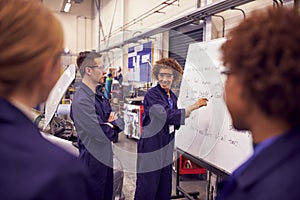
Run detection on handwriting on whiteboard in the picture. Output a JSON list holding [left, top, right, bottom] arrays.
[[175, 38, 253, 173]]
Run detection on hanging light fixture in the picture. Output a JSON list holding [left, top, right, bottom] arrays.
[[63, 0, 71, 13]]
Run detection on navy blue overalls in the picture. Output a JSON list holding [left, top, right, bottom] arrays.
[[71, 83, 122, 200], [134, 84, 185, 200]]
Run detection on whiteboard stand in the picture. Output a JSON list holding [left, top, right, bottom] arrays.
[[171, 148, 201, 200], [171, 148, 230, 200]]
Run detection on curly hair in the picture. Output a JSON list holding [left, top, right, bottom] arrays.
[[152, 58, 183, 83], [221, 7, 300, 128]]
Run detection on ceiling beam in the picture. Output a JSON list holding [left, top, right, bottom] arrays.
[[99, 0, 255, 52]]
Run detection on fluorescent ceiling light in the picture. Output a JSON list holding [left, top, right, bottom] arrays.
[[64, 2, 71, 12]]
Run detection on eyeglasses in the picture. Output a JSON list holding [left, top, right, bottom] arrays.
[[89, 65, 105, 70], [158, 73, 174, 79], [220, 69, 233, 76], [54, 50, 65, 61]]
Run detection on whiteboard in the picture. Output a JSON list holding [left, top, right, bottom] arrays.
[[175, 38, 253, 174]]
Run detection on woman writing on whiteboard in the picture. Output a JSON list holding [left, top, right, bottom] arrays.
[[216, 7, 300, 200], [134, 58, 208, 200]]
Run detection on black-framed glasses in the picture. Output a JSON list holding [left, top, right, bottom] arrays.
[[158, 73, 173, 79], [220, 69, 233, 76]]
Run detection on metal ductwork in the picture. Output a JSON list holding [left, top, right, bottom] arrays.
[[99, 0, 255, 52]]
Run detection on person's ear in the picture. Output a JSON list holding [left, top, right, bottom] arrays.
[[85, 67, 92, 75]]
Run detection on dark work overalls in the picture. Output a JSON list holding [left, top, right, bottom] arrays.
[[134, 84, 185, 200]]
